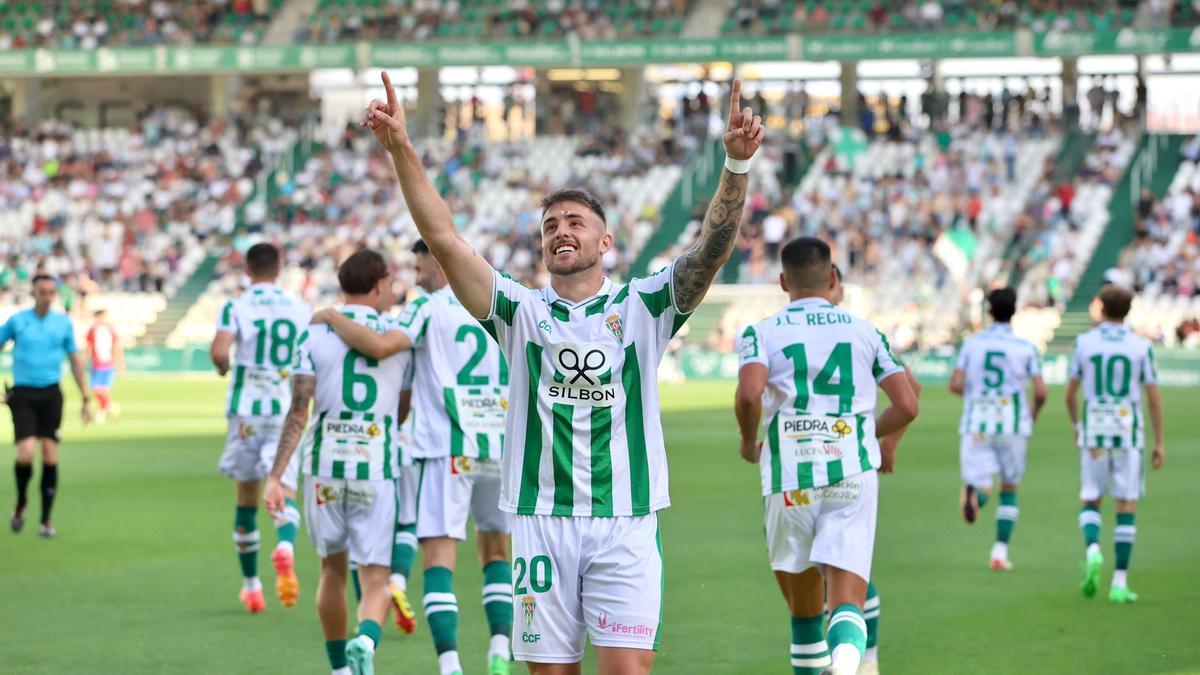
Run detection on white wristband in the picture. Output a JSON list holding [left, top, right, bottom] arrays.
[[724, 156, 752, 174]]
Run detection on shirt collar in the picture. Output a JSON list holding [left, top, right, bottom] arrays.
[[989, 322, 1013, 332], [544, 278, 615, 308], [786, 296, 835, 310], [249, 282, 277, 291], [342, 304, 379, 318]]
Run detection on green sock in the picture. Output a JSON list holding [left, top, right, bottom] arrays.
[[976, 489, 990, 509], [233, 505, 259, 579], [391, 523, 417, 579], [1115, 513, 1136, 570], [358, 619, 383, 649], [1079, 505, 1102, 549], [827, 604, 867, 661], [274, 498, 300, 547], [482, 560, 513, 637], [424, 566, 459, 654], [790, 614, 829, 675], [864, 581, 879, 650], [996, 491, 1018, 544], [350, 561, 362, 602], [325, 639, 348, 670]]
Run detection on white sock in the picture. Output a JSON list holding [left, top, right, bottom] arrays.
[[489, 633, 510, 659], [1087, 542, 1102, 558], [438, 650, 462, 675], [332, 667, 351, 675], [829, 644, 862, 675], [1112, 570, 1128, 589], [863, 645, 879, 664], [990, 541, 1009, 561], [243, 576, 262, 592], [389, 573, 407, 591], [275, 541, 294, 556]]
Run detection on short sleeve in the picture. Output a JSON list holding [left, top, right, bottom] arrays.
[[954, 342, 969, 370], [737, 323, 767, 368], [628, 261, 690, 343], [871, 328, 905, 384], [216, 300, 237, 334], [62, 317, 78, 354], [1141, 344, 1158, 385], [1027, 345, 1042, 376], [1068, 340, 1083, 380], [480, 270, 531, 356], [0, 316, 15, 345], [292, 328, 315, 376], [401, 354, 416, 391], [393, 296, 433, 347]]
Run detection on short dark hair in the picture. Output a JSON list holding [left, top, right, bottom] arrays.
[[411, 239, 430, 256], [780, 237, 832, 290], [31, 274, 55, 286], [338, 249, 390, 295], [987, 287, 1017, 323], [246, 243, 281, 278], [1096, 284, 1134, 321], [94, 309, 107, 317], [540, 188, 607, 227]]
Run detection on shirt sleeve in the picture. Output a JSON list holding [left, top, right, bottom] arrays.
[[628, 260, 691, 343], [737, 323, 767, 369], [1027, 344, 1042, 376], [480, 270, 531, 357], [292, 328, 315, 377], [871, 327, 905, 384], [401, 354, 416, 391], [1068, 339, 1083, 380], [954, 341, 969, 370], [216, 299, 237, 334], [62, 317, 78, 354], [0, 315, 14, 346], [392, 297, 433, 347], [1141, 344, 1158, 385]]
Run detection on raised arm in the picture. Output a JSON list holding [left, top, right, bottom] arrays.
[[264, 374, 315, 514], [672, 80, 764, 313], [366, 71, 494, 318], [311, 308, 411, 359]]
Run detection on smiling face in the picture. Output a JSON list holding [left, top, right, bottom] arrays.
[[540, 200, 613, 277]]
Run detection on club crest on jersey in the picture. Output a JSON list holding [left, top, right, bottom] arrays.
[[522, 595, 537, 626], [605, 313, 624, 341]]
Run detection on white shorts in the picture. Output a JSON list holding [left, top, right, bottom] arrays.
[[281, 450, 301, 492], [764, 471, 878, 583], [219, 415, 283, 482], [511, 513, 663, 663], [1080, 447, 1144, 502], [396, 463, 419, 526], [416, 456, 509, 540], [303, 476, 396, 566], [960, 434, 1028, 488]]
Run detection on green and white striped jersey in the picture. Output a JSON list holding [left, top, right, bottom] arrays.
[[216, 283, 311, 418], [293, 305, 412, 480], [738, 297, 905, 495], [955, 324, 1041, 438], [1069, 322, 1157, 449], [482, 265, 690, 517], [393, 285, 508, 460]]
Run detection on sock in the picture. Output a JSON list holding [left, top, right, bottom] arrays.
[[325, 639, 348, 671], [350, 561, 362, 602], [1114, 512, 1136, 582], [976, 489, 989, 509], [14, 462, 32, 509], [95, 389, 111, 411], [827, 604, 867, 674], [331, 669, 351, 675], [243, 577, 262, 592], [391, 523, 418, 579], [233, 505, 260, 580], [995, 490, 1018, 545], [357, 619, 382, 651], [423, 566, 460, 655], [39, 463, 57, 525], [438, 651, 463, 675], [489, 633, 510, 661], [274, 498, 300, 551], [389, 573, 407, 591], [1079, 505, 1102, 551], [790, 615, 830, 675], [864, 581, 880, 654], [482, 560, 514, 645]]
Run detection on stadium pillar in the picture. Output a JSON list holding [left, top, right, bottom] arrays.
[[415, 68, 442, 139], [9, 77, 40, 124], [1061, 57, 1080, 129], [618, 67, 646, 131], [839, 61, 859, 125], [209, 75, 240, 118]]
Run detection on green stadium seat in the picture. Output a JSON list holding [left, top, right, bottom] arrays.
[[830, 15, 845, 30], [1119, 9, 1135, 25], [650, 18, 665, 34], [670, 18, 684, 33], [722, 18, 736, 32]]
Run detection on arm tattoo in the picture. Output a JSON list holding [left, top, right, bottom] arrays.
[[270, 375, 315, 477], [672, 169, 748, 313]]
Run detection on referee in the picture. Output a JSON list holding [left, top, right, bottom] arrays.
[[1, 275, 92, 538]]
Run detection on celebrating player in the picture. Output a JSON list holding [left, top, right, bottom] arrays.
[[313, 238, 512, 675], [210, 243, 311, 612], [949, 288, 1048, 570], [1065, 285, 1164, 604], [734, 237, 918, 675], [85, 309, 124, 423], [265, 249, 413, 675], [363, 71, 761, 673]]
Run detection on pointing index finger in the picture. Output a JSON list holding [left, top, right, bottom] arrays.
[[728, 79, 741, 122], [382, 70, 398, 107]]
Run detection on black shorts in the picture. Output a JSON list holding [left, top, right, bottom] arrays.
[[8, 385, 64, 442]]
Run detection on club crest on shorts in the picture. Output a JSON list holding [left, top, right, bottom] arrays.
[[783, 489, 810, 507], [605, 313, 623, 341], [238, 421, 257, 440], [522, 594, 537, 626], [314, 482, 338, 506]]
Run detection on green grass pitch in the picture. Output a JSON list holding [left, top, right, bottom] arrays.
[[1, 376, 1197, 674]]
